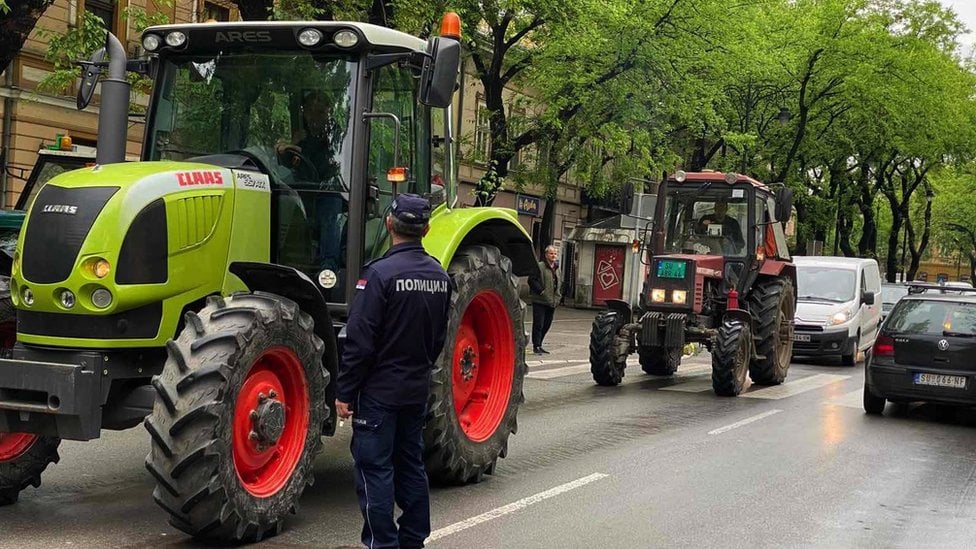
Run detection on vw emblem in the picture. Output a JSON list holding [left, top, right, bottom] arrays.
[[938, 339, 949, 351]]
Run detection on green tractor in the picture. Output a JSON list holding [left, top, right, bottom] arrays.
[[0, 15, 537, 542]]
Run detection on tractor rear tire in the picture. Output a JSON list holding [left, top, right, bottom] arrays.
[[590, 311, 627, 386], [425, 245, 526, 485], [639, 346, 680, 376], [747, 278, 795, 385], [0, 434, 61, 505], [145, 293, 327, 542], [712, 320, 752, 396]]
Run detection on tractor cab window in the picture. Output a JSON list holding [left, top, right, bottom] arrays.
[[148, 52, 358, 300], [664, 187, 749, 256]]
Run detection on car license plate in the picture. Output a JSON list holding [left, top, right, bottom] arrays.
[[913, 373, 967, 389], [793, 334, 811, 342]]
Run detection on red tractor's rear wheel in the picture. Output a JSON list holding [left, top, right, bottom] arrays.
[[0, 291, 61, 506], [145, 293, 327, 542], [426, 245, 526, 484]]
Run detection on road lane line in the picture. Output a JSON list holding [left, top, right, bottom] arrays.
[[426, 473, 610, 542], [527, 363, 591, 379], [526, 358, 587, 367], [741, 374, 850, 400], [708, 409, 783, 435]]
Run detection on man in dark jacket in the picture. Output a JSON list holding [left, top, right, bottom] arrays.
[[529, 245, 560, 354], [335, 194, 452, 549]]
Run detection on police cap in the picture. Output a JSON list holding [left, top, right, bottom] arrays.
[[390, 193, 431, 224]]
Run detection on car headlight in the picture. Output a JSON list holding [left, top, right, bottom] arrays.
[[651, 289, 666, 303], [830, 309, 851, 325], [672, 290, 688, 305]]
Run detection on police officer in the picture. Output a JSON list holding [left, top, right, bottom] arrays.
[[335, 193, 452, 549]]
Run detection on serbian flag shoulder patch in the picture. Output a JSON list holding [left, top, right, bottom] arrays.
[[356, 278, 368, 290]]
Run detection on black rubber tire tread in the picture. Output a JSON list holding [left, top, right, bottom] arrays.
[[589, 311, 627, 386], [638, 346, 680, 376], [424, 245, 527, 485], [863, 383, 886, 415], [0, 435, 61, 505], [842, 334, 859, 367], [747, 277, 795, 385], [144, 292, 327, 542], [712, 320, 751, 397]]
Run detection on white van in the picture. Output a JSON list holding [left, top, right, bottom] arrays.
[[792, 256, 882, 365]]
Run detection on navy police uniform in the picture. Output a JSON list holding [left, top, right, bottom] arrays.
[[336, 194, 452, 549]]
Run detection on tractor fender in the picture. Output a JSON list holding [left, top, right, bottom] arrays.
[[423, 207, 539, 278], [759, 260, 797, 286], [722, 307, 753, 331], [228, 261, 339, 435], [604, 298, 633, 324]]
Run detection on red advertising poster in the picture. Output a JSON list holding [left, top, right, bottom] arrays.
[[592, 245, 625, 306]]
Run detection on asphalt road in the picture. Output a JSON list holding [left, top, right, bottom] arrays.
[[2, 307, 976, 548]]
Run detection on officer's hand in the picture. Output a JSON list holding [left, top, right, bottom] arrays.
[[336, 399, 353, 419]]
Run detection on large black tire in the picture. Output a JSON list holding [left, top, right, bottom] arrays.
[[590, 311, 627, 386], [747, 278, 795, 385], [639, 346, 680, 376], [425, 245, 526, 484], [712, 320, 751, 396], [863, 383, 886, 415], [144, 293, 327, 542], [842, 333, 859, 366], [0, 435, 61, 505]]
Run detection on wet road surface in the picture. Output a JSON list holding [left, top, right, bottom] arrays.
[[2, 307, 975, 548]]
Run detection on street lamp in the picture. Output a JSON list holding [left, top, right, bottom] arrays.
[[777, 107, 792, 125]]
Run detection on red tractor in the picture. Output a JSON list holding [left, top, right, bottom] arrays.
[[589, 171, 796, 396]]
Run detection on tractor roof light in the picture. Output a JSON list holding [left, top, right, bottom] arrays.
[[298, 28, 323, 47], [674, 170, 687, 183], [440, 12, 462, 40], [142, 34, 161, 52], [724, 172, 738, 184], [387, 166, 408, 183], [333, 29, 359, 48], [165, 31, 187, 47]]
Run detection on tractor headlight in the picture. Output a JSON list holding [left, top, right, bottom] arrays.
[[830, 309, 851, 325], [333, 29, 359, 48], [91, 288, 113, 309], [142, 34, 161, 52], [651, 288, 666, 303], [21, 287, 33, 306], [60, 290, 76, 309], [93, 259, 111, 279], [165, 31, 187, 47], [672, 290, 688, 305], [298, 28, 323, 47]]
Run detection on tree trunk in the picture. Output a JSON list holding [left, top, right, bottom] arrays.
[[0, 0, 54, 73], [906, 196, 933, 281], [367, 0, 394, 26], [885, 214, 902, 283], [234, 0, 274, 21]]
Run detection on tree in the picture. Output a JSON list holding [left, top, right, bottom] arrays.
[[0, 0, 54, 73]]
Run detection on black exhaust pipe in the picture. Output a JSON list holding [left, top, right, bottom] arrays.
[[95, 32, 129, 166]]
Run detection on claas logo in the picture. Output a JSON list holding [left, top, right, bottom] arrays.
[[177, 171, 224, 186]]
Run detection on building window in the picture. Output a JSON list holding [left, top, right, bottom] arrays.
[[474, 94, 491, 164], [85, 0, 116, 30], [203, 1, 230, 22]]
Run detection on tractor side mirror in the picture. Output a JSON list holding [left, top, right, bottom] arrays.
[[366, 181, 381, 219], [775, 187, 794, 224], [862, 291, 875, 306], [419, 37, 460, 109], [77, 47, 107, 110]]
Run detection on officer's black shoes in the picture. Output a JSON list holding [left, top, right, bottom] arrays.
[[532, 347, 550, 354], [540, 347, 550, 354]]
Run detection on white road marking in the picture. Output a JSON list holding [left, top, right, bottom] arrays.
[[527, 363, 591, 379], [525, 358, 588, 367], [825, 388, 865, 409], [661, 378, 715, 393], [741, 374, 850, 400], [708, 409, 783, 435], [426, 473, 610, 542]]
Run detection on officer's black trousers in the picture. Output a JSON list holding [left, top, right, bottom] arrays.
[[532, 303, 555, 349], [351, 393, 430, 549]]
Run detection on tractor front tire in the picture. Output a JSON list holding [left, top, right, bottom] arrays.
[[712, 320, 752, 396], [747, 278, 795, 385], [639, 346, 680, 376], [0, 434, 61, 505], [425, 245, 526, 485], [145, 293, 327, 542], [590, 311, 627, 386]]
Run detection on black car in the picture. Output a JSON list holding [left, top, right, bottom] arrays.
[[864, 283, 976, 414]]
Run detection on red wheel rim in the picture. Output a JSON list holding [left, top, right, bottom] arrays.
[[0, 432, 37, 462], [452, 290, 515, 442], [232, 346, 310, 498]]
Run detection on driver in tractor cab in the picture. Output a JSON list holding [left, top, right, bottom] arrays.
[[696, 200, 745, 253], [276, 90, 344, 271]]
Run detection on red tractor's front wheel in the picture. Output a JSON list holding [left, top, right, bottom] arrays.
[[145, 293, 327, 542], [426, 245, 527, 484]]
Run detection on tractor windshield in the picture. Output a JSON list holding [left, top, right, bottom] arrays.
[[147, 51, 357, 191], [663, 186, 749, 256]]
